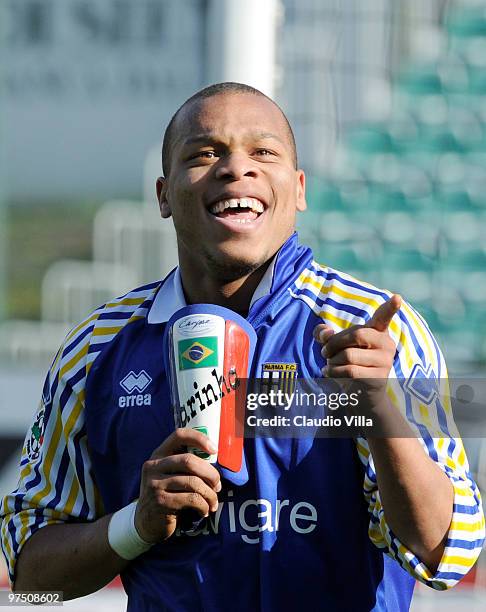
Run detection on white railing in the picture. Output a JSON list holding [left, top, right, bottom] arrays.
[[41, 260, 139, 325], [0, 144, 179, 367]]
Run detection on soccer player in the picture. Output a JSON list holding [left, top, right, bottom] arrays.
[[1, 83, 484, 611]]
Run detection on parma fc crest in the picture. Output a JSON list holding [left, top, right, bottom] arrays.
[[26, 407, 45, 462], [261, 362, 298, 394]]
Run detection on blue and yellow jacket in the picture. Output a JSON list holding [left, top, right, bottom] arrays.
[[1, 233, 484, 611]]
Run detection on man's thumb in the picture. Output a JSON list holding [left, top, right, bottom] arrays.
[[365, 294, 402, 332]]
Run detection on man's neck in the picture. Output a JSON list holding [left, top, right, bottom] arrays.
[[179, 258, 272, 317]]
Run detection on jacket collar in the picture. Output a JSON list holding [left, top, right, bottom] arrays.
[[147, 232, 311, 324], [147, 253, 276, 324]]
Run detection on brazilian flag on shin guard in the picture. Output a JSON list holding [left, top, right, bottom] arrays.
[[178, 336, 218, 370]]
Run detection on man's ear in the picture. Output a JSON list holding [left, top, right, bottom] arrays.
[[156, 177, 172, 218], [296, 170, 307, 212]]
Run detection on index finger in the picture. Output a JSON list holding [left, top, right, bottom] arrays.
[[157, 454, 222, 492], [151, 427, 218, 460], [365, 294, 402, 332]]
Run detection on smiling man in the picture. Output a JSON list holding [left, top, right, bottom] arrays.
[[1, 83, 484, 612], [157, 84, 306, 313]]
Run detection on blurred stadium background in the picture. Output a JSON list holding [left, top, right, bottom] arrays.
[[1, 0, 486, 608]]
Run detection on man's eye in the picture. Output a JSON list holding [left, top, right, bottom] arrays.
[[193, 151, 216, 159], [255, 149, 274, 156]]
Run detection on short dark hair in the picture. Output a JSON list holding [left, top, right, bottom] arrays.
[[161, 82, 298, 176]]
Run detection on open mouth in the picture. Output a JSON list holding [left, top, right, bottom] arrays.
[[208, 197, 265, 224]]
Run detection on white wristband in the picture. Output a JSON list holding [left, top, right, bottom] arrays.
[[108, 501, 154, 560]]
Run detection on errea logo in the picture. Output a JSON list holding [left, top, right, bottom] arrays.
[[120, 370, 152, 393], [119, 370, 152, 408], [404, 363, 439, 405]]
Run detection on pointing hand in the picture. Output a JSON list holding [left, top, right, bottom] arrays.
[[313, 295, 401, 381]]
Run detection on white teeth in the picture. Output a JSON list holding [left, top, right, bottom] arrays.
[[253, 199, 264, 213], [209, 197, 265, 214]]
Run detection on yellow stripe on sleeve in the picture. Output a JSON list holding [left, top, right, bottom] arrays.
[[59, 342, 89, 381]]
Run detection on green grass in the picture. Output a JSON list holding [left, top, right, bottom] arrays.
[[6, 201, 100, 320]]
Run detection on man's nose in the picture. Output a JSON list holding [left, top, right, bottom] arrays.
[[214, 152, 259, 180]]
